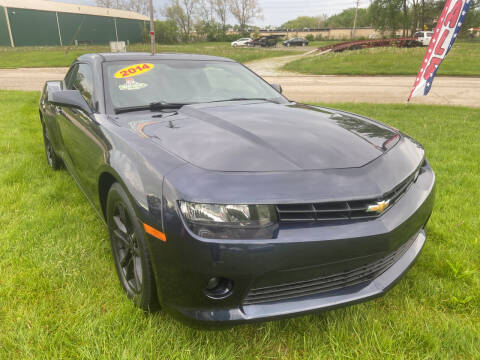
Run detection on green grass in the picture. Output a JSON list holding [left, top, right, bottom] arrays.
[[283, 41, 480, 76], [0, 42, 301, 68], [1, 91, 479, 358]]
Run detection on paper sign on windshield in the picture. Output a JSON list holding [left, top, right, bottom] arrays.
[[114, 63, 154, 79]]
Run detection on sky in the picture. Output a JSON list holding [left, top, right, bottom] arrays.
[[49, 0, 371, 26]]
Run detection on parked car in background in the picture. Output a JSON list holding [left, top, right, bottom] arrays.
[[231, 38, 253, 47], [414, 31, 434, 46], [252, 35, 283, 47], [283, 37, 309, 47]]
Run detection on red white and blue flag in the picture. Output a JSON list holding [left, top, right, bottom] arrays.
[[408, 0, 472, 100]]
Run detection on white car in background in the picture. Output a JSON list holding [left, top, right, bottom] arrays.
[[414, 31, 434, 46], [231, 38, 253, 47]]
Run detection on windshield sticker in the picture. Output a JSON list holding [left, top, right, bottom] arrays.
[[114, 63, 154, 79], [119, 78, 148, 91]]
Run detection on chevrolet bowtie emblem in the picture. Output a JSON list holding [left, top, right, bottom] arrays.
[[367, 200, 391, 214]]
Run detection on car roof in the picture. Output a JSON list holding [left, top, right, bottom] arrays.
[[76, 52, 236, 63]]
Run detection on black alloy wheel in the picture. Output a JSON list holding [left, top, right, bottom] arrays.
[[106, 183, 159, 311], [42, 122, 62, 170]]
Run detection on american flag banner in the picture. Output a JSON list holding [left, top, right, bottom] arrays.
[[408, 0, 472, 100]]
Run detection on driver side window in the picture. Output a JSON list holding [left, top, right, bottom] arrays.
[[64, 64, 78, 90], [73, 64, 95, 110]]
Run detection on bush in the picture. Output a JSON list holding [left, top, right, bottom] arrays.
[[154, 20, 179, 44], [305, 34, 315, 41]]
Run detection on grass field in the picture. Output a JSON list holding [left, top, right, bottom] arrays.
[[0, 91, 479, 359], [283, 41, 480, 76], [0, 42, 301, 68]]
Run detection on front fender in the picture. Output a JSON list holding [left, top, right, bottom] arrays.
[[39, 81, 63, 150], [100, 149, 165, 231], [98, 118, 187, 232]]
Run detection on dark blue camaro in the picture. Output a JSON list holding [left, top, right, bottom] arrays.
[[39, 53, 435, 324]]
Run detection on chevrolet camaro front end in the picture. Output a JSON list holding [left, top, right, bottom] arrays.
[[39, 53, 435, 325]]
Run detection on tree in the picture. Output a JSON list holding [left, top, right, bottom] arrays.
[[326, 8, 370, 28], [95, 0, 124, 8], [212, 0, 229, 29], [95, 0, 150, 16], [164, 0, 198, 41], [281, 16, 327, 30], [370, 0, 404, 36], [402, 0, 408, 36], [229, 0, 263, 30], [124, 0, 150, 16], [197, 0, 215, 24], [155, 19, 179, 44], [462, 0, 480, 36]]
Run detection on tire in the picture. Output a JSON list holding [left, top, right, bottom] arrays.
[[302, 43, 306, 47], [287, 43, 290, 47], [42, 121, 63, 170], [106, 183, 159, 312]]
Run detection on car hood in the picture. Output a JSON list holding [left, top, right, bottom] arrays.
[[135, 102, 399, 172]]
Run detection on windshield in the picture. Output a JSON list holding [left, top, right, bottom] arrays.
[[104, 59, 286, 111]]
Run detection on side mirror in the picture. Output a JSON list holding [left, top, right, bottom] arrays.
[[48, 90, 92, 115], [271, 83, 283, 94]]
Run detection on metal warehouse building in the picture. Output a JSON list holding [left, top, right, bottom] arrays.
[[0, 0, 148, 47]]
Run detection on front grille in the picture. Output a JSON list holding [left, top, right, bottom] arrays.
[[243, 236, 415, 306], [276, 170, 418, 223]]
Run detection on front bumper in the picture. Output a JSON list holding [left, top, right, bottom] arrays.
[[179, 229, 426, 324], [146, 163, 435, 325]]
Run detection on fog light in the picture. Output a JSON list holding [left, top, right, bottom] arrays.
[[204, 277, 233, 300]]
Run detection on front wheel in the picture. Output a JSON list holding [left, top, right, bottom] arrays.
[[107, 183, 159, 311]]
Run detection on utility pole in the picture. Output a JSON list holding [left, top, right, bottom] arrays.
[[149, 0, 155, 55], [421, 0, 425, 30], [351, 0, 360, 39]]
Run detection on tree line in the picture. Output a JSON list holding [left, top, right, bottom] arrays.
[[95, 0, 263, 43], [282, 0, 480, 37], [96, 0, 480, 43]]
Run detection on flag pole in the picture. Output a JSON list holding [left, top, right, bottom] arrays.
[[149, 0, 155, 55]]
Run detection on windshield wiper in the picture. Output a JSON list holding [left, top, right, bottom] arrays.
[[114, 102, 189, 115], [204, 97, 278, 104]]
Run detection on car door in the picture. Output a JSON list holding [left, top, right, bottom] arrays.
[[57, 62, 107, 199]]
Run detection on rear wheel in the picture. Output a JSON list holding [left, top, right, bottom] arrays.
[[106, 183, 159, 311], [42, 122, 62, 170]]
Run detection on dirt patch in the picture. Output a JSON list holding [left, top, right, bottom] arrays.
[[260, 74, 480, 107], [1, 62, 479, 108], [247, 55, 480, 107], [0, 67, 68, 91], [247, 54, 305, 76]]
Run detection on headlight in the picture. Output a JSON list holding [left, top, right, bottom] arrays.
[[179, 202, 278, 239]]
